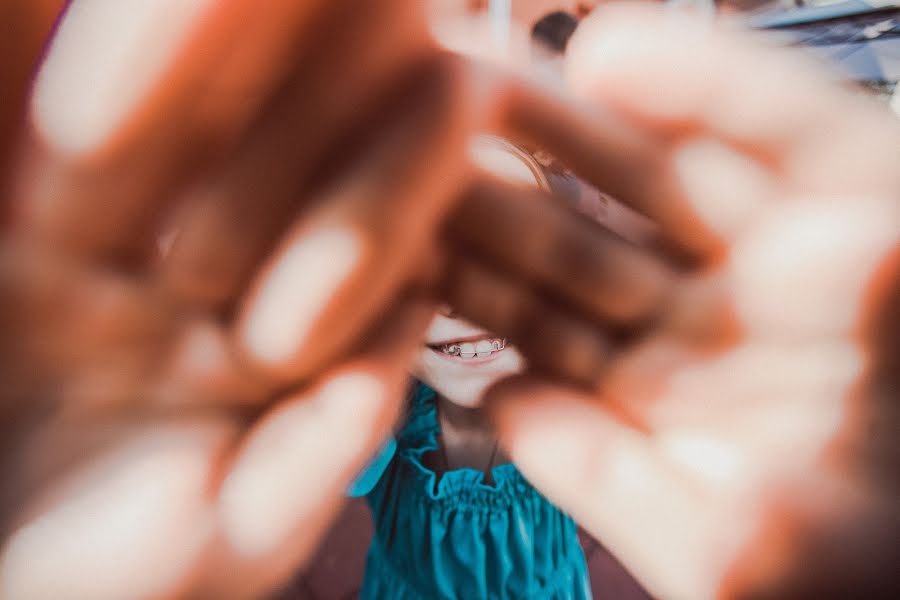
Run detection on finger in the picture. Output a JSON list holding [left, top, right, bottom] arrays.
[[0, 419, 236, 600], [234, 55, 471, 384], [448, 176, 673, 325], [442, 255, 611, 384], [214, 297, 431, 598], [157, 0, 434, 312], [564, 5, 900, 209], [486, 376, 746, 600], [565, 4, 899, 189], [0, 0, 66, 201], [15, 0, 331, 261], [500, 73, 775, 261]]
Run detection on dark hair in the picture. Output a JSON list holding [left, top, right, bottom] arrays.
[[531, 11, 579, 53]]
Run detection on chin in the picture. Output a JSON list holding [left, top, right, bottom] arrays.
[[435, 385, 489, 408], [412, 345, 524, 408], [422, 378, 495, 409]]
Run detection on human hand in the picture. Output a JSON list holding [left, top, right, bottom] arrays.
[[0, 1, 470, 598], [486, 5, 900, 600]]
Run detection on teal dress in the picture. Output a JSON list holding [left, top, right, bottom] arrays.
[[349, 383, 592, 599]]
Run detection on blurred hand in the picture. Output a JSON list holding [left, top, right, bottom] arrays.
[[488, 6, 900, 600], [0, 1, 474, 598]]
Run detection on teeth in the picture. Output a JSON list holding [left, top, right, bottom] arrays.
[[439, 338, 506, 358]]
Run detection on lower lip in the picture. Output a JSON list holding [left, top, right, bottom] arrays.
[[428, 346, 506, 366]]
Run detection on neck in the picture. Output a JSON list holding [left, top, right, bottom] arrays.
[[436, 395, 491, 434]]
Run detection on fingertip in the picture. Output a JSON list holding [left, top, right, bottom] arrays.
[[33, 0, 216, 155], [565, 3, 710, 109], [564, 2, 835, 144], [236, 224, 368, 381], [218, 369, 393, 560]]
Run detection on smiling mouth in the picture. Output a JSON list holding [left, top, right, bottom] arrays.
[[426, 336, 507, 359]]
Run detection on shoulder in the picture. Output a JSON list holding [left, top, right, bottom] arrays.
[[395, 381, 438, 441], [346, 437, 398, 497]]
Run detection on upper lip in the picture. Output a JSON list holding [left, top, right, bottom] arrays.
[[426, 334, 502, 347]]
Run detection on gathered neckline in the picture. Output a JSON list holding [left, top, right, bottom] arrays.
[[398, 383, 529, 501]]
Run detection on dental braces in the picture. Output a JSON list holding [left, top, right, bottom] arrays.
[[441, 339, 506, 356]]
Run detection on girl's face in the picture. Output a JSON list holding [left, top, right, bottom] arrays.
[[412, 310, 525, 408]]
